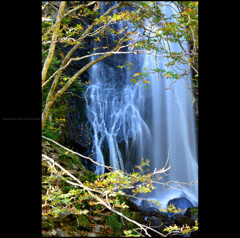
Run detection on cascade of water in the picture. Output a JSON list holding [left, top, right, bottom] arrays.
[[84, 2, 198, 207]]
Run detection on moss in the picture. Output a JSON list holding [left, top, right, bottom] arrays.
[[191, 207, 198, 217], [76, 215, 91, 230], [42, 221, 54, 229], [106, 213, 123, 236], [79, 175, 88, 182], [83, 170, 98, 183]]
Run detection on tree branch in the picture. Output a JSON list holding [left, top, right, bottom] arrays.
[[42, 135, 115, 172], [42, 153, 167, 237]]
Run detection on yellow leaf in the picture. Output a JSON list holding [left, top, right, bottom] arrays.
[[145, 80, 150, 84], [95, 37, 101, 42], [133, 72, 140, 77]]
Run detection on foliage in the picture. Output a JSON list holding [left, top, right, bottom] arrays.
[[163, 220, 198, 236], [42, 1, 198, 130], [42, 138, 170, 236], [41, 2, 198, 236], [118, 1, 198, 104], [42, 134, 199, 236]]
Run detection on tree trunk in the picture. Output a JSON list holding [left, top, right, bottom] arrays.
[[42, 1, 66, 85]]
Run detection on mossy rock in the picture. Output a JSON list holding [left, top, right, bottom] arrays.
[[184, 207, 198, 219], [190, 207, 198, 217], [42, 216, 55, 230], [76, 215, 91, 230], [42, 221, 54, 230]]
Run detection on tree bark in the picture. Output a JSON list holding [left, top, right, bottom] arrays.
[[42, 1, 66, 85]]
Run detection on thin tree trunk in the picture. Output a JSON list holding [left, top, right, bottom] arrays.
[[42, 1, 66, 85]]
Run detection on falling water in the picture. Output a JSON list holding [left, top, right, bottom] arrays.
[[84, 2, 198, 207]]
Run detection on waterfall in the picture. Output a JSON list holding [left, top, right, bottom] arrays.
[[84, 2, 198, 207]]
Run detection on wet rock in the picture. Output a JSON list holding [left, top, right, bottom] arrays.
[[184, 207, 198, 221], [173, 214, 195, 227], [167, 197, 193, 212], [148, 216, 162, 227]]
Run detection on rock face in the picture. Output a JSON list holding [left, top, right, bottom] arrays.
[[66, 96, 92, 150]]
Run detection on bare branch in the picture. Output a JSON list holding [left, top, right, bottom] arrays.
[[42, 153, 167, 237]]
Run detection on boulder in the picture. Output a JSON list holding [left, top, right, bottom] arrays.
[[184, 207, 198, 221], [148, 210, 169, 221], [147, 215, 175, 236], [167, 197, 193, 212], [148, 216, 162, 227], [173, 214, 195, 227]]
